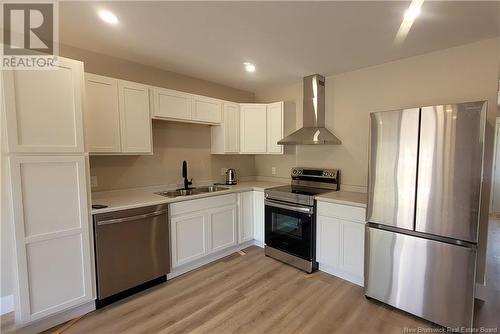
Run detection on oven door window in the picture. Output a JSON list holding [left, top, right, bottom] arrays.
[[265, 204, 313, 260]]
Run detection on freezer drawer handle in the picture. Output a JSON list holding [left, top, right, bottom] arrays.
[[97, 210, 168, 226]]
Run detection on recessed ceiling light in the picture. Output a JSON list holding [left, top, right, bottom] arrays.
[[243, 62, 256, 73], [98, 9, 119, 25]]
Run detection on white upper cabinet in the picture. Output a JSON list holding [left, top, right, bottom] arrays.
[[266, 101, 284, 154], [83, 74, 152, 155], [84, 73, 121, 153], [240, 104, 267, 153], [213, 101, 284, 155], [211, 102, 240, 154], [151, 87, 222, 125], [192, 95, 222, 123], [118, 80, 152, 153], [3, 57, 85, 153], [152, 87, 191, 121]]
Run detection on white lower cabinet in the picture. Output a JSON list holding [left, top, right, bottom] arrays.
[[253, 191, 265, 244], [317, 201, 366, 286], [238, 191, 254, 243], [170, 213, 208, 267], [9, 155, 93, 323], [170, 194, 237, 268], [209, 205, 237, 252]]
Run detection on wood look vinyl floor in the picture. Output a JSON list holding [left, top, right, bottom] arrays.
[[4, 219, 500, 334]]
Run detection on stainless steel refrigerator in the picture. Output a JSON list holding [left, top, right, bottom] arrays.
[[365, 101, 487, 329]]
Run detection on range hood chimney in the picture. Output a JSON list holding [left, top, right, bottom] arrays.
[[277, 74, 341, 145]]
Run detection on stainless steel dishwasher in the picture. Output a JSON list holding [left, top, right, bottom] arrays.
[[93, 204, 169, 308]]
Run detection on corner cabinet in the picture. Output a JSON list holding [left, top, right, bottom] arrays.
[[84, 74, 152, 155], [240, 104, 268, 153], [213, 101, 284, 155], [266, 102, 284, 154], [211, 102, 240, 154], [316, 201, 366, 286], [170, 194, 237, 268]]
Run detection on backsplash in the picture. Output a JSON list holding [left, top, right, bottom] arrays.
[[89, 121, 256, 191]]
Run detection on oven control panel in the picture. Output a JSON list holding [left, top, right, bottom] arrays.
[[290, 167, 339, 190], [291, 168, 339, 179]]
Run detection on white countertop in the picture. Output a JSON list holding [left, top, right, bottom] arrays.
[[91, 182, 368, 214], [315, 191, 367, 208], [91, 181, 286, 214]]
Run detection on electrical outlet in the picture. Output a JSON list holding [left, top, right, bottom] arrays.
[[90, 176, 98, 188], [221, 167, 228, 176], [271, 167, 276, 175]]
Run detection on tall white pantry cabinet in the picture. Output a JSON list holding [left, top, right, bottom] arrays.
[[2, 57, 94, 325]]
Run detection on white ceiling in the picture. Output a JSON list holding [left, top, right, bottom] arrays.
[[59, 1, 500, 92]]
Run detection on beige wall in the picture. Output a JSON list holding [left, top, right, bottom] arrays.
[[59, 45, 256, 191], [90, 121, 256, 191], [255, 37, 500, 284], [60, 44, 254, 102]]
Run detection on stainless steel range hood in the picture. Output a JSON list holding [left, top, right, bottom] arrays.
[[278, 74, 341, 145]]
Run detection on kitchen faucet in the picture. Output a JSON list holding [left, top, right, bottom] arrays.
[[182, 160, 193, 190]]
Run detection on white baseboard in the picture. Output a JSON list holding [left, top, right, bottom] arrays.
[[15, 301, 95, 334], [319, 263, 364, 287], [1, 295, 14, 315], [253, 239, 264, 248], [167, 240, 258, 279]]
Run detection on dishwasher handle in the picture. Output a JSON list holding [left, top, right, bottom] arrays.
[[96, 209, 168, 226]]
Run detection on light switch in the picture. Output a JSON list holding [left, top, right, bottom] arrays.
[[271, 167, 276, 175]]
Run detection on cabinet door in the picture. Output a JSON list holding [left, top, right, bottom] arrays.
[[118, 80, 152, 153], [266, 102, 284, 154], [209, 205, 237, 253], [9, 155, 93, 323], [341, 221, 364, 278], [240, 104, 267, 153], [317, 215, 341, 267], [3, 57, 85, 153], [152, 87, 191, 121], [84, 73, 121, 153], [253, 191, 265, 244], [238, 192, 254, 243], [192, 95, 222, 124], [170, 213, 208, 268], [224, 102, 240, 153]]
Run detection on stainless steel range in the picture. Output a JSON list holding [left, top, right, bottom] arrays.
[[264, 167, 339, 273]]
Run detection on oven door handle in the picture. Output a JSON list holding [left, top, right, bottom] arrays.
[[265, 200, 314, 214]]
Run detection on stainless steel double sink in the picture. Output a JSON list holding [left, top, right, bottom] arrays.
[[155, 185, 229, 198]]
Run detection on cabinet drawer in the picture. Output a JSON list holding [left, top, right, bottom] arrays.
[[170, 193, 237, 216], [317, 201, 365, 222]]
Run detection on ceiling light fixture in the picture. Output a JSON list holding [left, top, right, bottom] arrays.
[[394, 0, 424, 44], [244, 62, 256, 73], [98, 9, 119, 25]]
